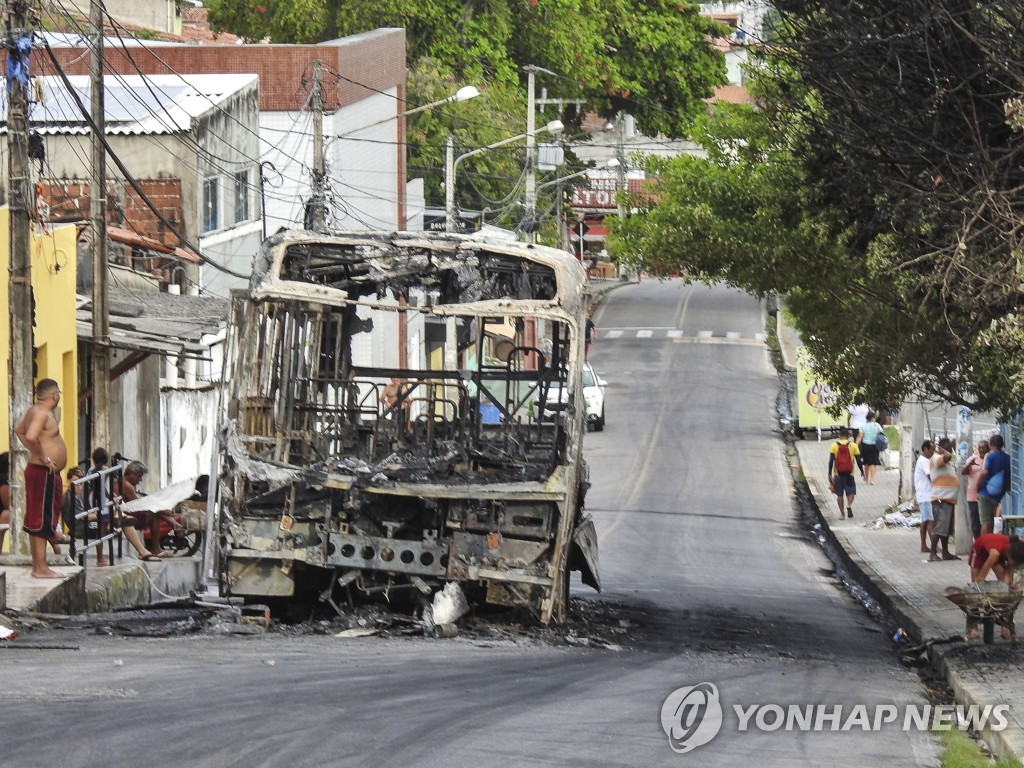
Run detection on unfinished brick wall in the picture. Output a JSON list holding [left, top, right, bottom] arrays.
[[39, 178, 183, 248]]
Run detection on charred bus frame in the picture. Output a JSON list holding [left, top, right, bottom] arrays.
[[216, 231, 599, 623]]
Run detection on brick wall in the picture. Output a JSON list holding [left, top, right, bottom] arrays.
[[40, 178, 183, 247], [35, 28, 406, 113]]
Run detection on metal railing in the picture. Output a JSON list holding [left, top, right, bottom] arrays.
[[68, 464, 124, 571]]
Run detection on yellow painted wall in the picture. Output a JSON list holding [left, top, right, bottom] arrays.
[[0, 208, 79, 469]]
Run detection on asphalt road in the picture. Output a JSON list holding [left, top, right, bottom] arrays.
[[1, 280, 939, 768]]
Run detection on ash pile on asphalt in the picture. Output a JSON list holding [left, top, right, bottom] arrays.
[[269, 596, 650, 650]]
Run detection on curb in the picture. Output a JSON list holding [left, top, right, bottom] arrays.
[[799, 454, 1024, 759]]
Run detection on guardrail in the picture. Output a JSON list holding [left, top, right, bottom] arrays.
[[68, 464, 125, 571]]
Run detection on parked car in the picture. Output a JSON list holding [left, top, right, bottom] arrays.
[[541, 361, 607, 431]]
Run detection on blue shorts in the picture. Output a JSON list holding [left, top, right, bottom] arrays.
[[918, 501, 934, 522], [833, 473, 857, 498]]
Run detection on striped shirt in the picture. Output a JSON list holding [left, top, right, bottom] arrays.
[[931, 453, 959, 502]]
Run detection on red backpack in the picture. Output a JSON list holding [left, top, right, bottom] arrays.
[[835, 441, 854, 474]]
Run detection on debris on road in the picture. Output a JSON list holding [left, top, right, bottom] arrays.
[[334, 627, 380, 639], [424, 582, 470, 629]]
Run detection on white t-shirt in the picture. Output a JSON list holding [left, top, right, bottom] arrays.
[[849, 403, 869, 430], [914, 454, 933, 503]]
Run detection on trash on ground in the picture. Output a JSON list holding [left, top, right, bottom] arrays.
[[424, 582, 470, 629], [876, 501, 921, 529], [0, 625, 16, 640], [334, 627, 380, 638]]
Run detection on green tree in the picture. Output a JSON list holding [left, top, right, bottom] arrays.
[[612, 2, 1024, 417], [205, 0, 727, 139]]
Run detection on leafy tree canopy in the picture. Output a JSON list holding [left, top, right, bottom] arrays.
[[612, 2, 1024, 417], [205, 0, 727, 139]]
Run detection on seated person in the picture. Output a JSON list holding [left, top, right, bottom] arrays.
[[67, 464, 159, 565], [115, 461, 182, 558]]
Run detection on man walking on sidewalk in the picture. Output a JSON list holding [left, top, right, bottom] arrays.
[[915, 441, 935, 554], [929, 437, 960, 561], [828, 427, 864, 519]]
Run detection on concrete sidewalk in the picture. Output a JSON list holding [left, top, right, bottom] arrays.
[[0, 551, 203, 615], [781, 310, 1024, 759]]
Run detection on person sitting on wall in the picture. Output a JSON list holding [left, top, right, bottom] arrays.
[[77, 453, 160, 564], [114, 461, 181, 559]]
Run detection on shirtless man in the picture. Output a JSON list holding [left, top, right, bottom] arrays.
[[14, 378, 67, 578]]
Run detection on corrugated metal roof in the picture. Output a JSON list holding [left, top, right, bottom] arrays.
[[77, 288, 228, 357], [0, 74, 257, 135]]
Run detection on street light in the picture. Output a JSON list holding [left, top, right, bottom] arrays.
[[312, 84, 479, 232], [535, 158, 620, 193], [444, 119, 564, 233], [535, 159, 619, 256], [333, 86, 480, 138]]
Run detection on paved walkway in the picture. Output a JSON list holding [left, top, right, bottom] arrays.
[[783, 309, 1024, 759]]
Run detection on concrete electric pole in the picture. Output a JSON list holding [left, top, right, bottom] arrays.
[[310, 60, 327, 233], [91, 0, 111, 456], [6, 0, 36, 550]]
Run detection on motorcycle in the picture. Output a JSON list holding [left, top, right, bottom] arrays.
[[121, 474, 208, 558]]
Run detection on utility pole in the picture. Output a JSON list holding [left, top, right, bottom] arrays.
[[310, 60, 327, 233], [90, 0, 111, 456], [523, 66, 538, 244], [444, 135, 456, 233], [6, 0, 36, 550]]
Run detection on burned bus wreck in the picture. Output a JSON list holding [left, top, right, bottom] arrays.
[[217, 231, 600, 624]]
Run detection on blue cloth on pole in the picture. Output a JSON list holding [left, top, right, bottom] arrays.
[[6, 36, 33, 94]]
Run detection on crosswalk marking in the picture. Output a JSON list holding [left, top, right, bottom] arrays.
[[594, 328, 768, 345]]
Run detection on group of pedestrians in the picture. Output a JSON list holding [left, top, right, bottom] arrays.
[[5, 377, 174, 579], [826, 405, 888, 519], [913, 438, 959, 561]]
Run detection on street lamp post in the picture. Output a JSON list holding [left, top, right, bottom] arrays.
[[313, 85, 479, 231], [535, 159, 619, 256], [444, 119, 563, 233]]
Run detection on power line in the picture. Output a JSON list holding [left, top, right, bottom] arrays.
[[40, 37, 249, 280]]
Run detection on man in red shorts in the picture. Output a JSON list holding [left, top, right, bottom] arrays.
[[14, 378, 67, 578], [968, 533, 1024, 584]]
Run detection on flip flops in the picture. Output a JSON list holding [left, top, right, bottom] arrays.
[[139, 554, 162, 562]]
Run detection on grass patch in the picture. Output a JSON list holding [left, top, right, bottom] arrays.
[[764, 312, 785, 372], [939, 729, 1024, 768]]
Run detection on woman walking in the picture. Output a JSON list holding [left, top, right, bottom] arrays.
[[857, 410, 884, 485]]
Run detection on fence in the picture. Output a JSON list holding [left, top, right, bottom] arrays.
[[68, 464, 125, 571]]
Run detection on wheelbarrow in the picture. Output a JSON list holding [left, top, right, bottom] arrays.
[[944, 583, 1023, 644]]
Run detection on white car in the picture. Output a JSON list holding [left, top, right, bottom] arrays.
[[541, 361, 607, 431]]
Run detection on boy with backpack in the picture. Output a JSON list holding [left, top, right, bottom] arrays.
[[828, 427, 865, 519]]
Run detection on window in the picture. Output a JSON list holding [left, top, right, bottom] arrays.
[[234, 169, 251, 224], [202, 177, 220, 232]]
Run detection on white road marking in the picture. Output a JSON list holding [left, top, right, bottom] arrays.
[[604, 330, 623, 338], [726, 331, 741, 339], [667, 330, 683, 338], [636, 330, 653, 338], [697, 330, 713, 338]]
